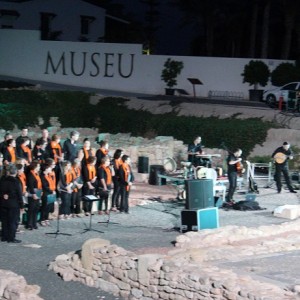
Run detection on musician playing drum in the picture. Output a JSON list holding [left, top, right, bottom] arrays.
[[272, 142, 297, 194], [225, 148, 243, 205], [187, 136, 210, 167]]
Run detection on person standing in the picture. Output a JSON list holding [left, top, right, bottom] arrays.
[[77, 138, 95, 166], [0, 164, 24, 243], [16, 137, 32, 166], [63, 131, 80, 163], [0, 132, 13, 155], [81, 156, 97, 215], [57, 161, 73, 219], [16, 128, 33, 150], [111, 149, 123, 211], [96, 140, 109, 168], [3, 138, 17, 166], [119, 155, 134, 214], [40, 163, 56, 226], [225, 148, 243, 204], [26, 161, 42, 230], [272, 142, 297, 194], [187, 136, 210, 167], [70, 158, 83, 217], [97, 156, 113, 215]]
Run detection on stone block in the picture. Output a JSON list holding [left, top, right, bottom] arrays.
[[138, 254, 162, 286], [96, 278, 119, 294], [273, 205, 300, 220], [81, 238, 111, 270]]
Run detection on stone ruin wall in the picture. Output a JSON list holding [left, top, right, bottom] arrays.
[[48, 233, 299, 300], [0, 269, 42, 300]]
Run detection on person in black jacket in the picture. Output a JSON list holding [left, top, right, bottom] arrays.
[[272, 142, 297, 194], [63, 131, 80, 163], [0, 164, 24, 243], [119, 155, 134, 214]]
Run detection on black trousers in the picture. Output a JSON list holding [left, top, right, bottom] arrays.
[[27, 197, 40, 228], [274, 164, 294, 192], [59, 192, 72, 215], [98, 190, 109, 211], [226, 171, 237, 202], [111, 177, 121, 208], [71, 190, 82, 214], [0, 206, 19, 241], [120, 185, 129, 213]]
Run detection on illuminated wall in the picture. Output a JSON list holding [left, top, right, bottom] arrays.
[[0, 29, 291, 98]]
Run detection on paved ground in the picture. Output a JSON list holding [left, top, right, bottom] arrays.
[[1, 76, 300, 298], [1, 179, 300, 300]]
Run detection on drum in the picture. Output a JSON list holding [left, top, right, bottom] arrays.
[[195, 166, 208, 179], [163, 157, 177, 173]]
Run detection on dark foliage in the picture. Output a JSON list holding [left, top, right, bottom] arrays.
[[0, 90, 275, 157]]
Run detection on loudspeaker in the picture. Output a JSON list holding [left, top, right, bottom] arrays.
[[148, 165, 166, 185], [185, 179, 214, 209], [138, 156, 149, 173], [180, 208, 219, 232]]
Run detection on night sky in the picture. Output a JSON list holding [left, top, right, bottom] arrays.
[[111, 0, 195, 56]]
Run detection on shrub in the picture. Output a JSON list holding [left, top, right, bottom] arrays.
[[271, 62, 300, 86]]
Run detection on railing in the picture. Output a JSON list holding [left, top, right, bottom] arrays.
[[208, 90, 244, 99]]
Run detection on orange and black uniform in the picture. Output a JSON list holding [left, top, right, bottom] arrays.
[[26, 170, 42, 230], [70, 165, 82, 215], [58, 170, 73, 216], [3, 146, 16, 164], [97, 164, 112, 212], [111, 157, 122, 209], [40, 172, 56, 222], [81, 147, 94, 166], [96, 148, 108, 168], [119, 162, 134, 213], [16, 144, 32, 165], [82, 163, 97, 213]]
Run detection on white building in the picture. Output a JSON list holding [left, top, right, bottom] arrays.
[[0, 0, 106, 42]]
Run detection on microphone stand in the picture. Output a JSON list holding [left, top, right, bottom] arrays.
[[45, 198, 72, 238]]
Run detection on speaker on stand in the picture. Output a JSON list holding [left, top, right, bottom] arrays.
[[185, 179, 214, 209]]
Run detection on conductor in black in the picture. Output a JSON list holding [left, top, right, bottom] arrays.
[[0, 164, 24, 243], [272, 142, 297, 194]]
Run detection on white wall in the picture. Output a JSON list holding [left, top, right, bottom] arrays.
[[0, 0, 105, 42], [0, 29, 293, 98]]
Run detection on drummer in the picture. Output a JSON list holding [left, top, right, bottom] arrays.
[[187, 136, 211, 167]]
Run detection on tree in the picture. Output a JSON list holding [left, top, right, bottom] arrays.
[[280, 0, 300, 59], [271, 62, 300, 86], [242, 60, 270, 89], [161, 58, 184, 88]]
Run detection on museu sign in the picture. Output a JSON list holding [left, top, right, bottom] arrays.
[[44, 51, 135, 78]]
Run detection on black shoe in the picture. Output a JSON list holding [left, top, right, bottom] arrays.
[[125, 211, 130, 214], [33, 226, 38, 229], [27, 226, 33, 230], [277, 189, 281, 193], [7, 239, 22, 243], [1, 238, 7, 242], [290, 190, 297, 193]]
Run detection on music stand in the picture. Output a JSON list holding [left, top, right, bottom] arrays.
[[187, 78, 203, 98], [97, 190, 119, 227], [81, 195, 104, 234], [46, 197, 72, 238]]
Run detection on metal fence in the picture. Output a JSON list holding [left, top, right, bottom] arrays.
[[208, 90, 244, 99]]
